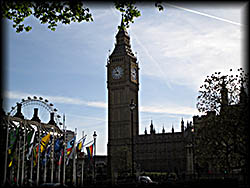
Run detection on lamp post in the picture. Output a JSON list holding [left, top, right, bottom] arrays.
[[81, 131, 85, 187], [73, 128, 77, 186], [93, 131, 97, 184], [129, 99, 136, 177]]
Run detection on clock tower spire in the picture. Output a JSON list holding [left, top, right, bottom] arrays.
[[107, 19, 139, 180]]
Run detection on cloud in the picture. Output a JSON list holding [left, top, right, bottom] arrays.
[[131, 6, 243, 91], [165, 3, 244, 27], [86, 101, 107, 108], [140, 104, 198, 116], [5, 90, 198, 116], [4, 90, 106, 109]]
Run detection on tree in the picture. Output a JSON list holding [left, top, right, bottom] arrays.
[[195, 68, 249, 176], [1, 1, 164, 33], [197, 68, 248, 115]]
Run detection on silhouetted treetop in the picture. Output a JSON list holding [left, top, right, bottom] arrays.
[[1, 1, 164, 33]]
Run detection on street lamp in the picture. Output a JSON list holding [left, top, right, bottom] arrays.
[[129, 99, 136, 177], [93, 131, 97, 184]]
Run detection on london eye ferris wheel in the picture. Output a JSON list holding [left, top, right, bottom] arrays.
[[8, 96, 63, 132]]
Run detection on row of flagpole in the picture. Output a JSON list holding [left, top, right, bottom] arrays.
[[3, 114, 97, 187]]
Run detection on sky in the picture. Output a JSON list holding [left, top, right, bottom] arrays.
[[3, 2, 247, 155]]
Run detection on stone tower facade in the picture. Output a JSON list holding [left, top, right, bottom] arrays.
[[106, 21, 139, 179], [107, 22, 195, 182]]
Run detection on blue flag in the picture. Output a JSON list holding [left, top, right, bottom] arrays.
[[54, 138, 63, 152]]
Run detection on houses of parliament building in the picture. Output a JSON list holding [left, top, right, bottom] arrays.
[[106, 20, 194, 180]]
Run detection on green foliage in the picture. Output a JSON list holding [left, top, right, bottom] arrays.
[[197, 68, 249, 115], [1, 1, 165, 33], [115, 1, 164, 30], [155, 1, 164, 11], [195, 106, 248, 173], [195, 68, 249, 174], [1, 1, 93, 33], [115, 1, 141, 30]]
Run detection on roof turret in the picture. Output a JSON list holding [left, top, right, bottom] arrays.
[[110, 15, 135, 58]]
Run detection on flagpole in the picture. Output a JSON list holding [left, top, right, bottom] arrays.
[[30, 141, 33, 186], [62, 114, 66, 186], [93, 131, 97, 185], [73, 128, 77, 186], [36, 126, 41, 186], [81, 131, 84, 187], [21, 121, 26, 186], [27, 127, 35, 186], [13, 130, 19, 185], [17, 125, 21, 186], [44, 146, 47, 183], [51, 127, 55, 183], [58, 143, 62, 183], [58, 135, 61, 183], [3, 113, 10, 186]]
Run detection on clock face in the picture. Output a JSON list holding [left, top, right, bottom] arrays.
[[130, 63, 137, 83], [112, 66, 123, 79], [131, 67, 137, 80]]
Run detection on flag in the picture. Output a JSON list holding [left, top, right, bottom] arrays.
[[26, 129, 35, 145], [76, 137, 86, 152], [54, 138, 60, 152], [66, 136, 76, 157], [33, 133, 51, 161], [8, 160, 13, 167], [8, 127, 20, 167], [77, 141, 83, 152], [66, 136, 76, 165], [40, 133, 51, 153], [33, 133, 50, 166], [42, 144, 51, 166], [54, 137, 64, 163], [54, 137, 63, 152], [33, 143, 39, 166], [86, 143, 94, 160], [26, 130, 35, 160], [8, 127, 19, 155], [57, 148, 64, 166]]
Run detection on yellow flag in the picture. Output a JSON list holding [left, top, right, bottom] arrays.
[[40, 133, 51, 153], [9, 160, 12, 167], [77, 141, 83, 152]]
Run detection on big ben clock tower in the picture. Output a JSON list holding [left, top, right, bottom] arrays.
[[107, 19, 139, 179]]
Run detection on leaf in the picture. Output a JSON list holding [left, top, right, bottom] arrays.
[[155, 2, 164, 11], [2, 1, 94, 33], [24, 26, 32, 32]]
